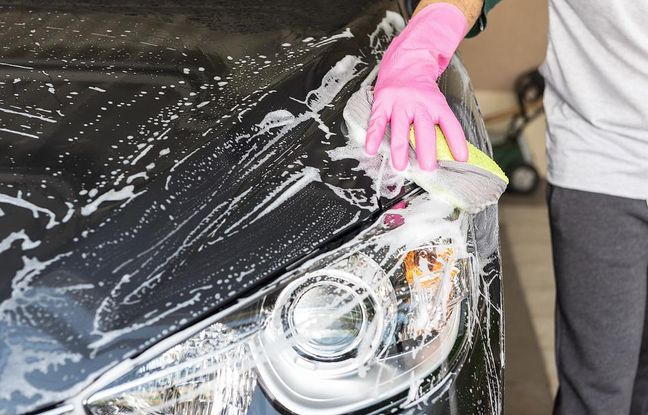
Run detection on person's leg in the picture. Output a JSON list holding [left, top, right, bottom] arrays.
[[631, 291, 648, 414], [547, 185, 648, 415], [631, 217, 648, 415]]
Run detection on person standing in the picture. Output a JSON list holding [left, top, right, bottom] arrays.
[[542, 1, 648, 413]]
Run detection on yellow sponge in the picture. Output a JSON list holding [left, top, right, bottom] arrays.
[[409, 125, 509, 184]]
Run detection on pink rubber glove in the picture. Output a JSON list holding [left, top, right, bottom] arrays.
[[365, 3, 469, 171]]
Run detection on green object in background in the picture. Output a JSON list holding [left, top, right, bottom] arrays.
[[493, 139, 524, 173], [492, 136, 539, 194], [489, 69, 545, 194]]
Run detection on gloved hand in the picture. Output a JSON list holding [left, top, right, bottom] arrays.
[[365, 3, 469, 171]]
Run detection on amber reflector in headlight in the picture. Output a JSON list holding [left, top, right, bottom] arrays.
[[85, 194, 478, 415]]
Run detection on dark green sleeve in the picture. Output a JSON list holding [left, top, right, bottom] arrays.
[[466, 0, 501, 38]]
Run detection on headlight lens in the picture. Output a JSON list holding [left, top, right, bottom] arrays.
[[289, 280, 366, 358], [85, 193, 478, 415], [277, 268, 385, 363]]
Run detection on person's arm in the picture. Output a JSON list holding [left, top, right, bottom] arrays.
[[413, 0, 483, 27], [415, 0, 502, 37], [364, 0, 494, 171]]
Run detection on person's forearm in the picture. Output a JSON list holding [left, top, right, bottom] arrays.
[[413, 0, 484, 30]]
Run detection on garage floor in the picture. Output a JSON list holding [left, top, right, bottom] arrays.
[[500, 182, 557, 413]]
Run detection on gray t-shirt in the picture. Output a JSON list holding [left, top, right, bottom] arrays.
[[540, 0, 648, 200]]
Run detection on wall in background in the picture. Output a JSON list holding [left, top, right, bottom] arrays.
[[458, 0, 549, 90]]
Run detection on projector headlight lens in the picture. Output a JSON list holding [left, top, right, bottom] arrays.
[[284, 275, 368, 361], [84, 194, 478, 415]]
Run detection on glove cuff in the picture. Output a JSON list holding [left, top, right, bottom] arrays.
[[400, 3, 468, 76]]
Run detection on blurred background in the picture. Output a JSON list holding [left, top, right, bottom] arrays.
[[458, 1, 555, 413]]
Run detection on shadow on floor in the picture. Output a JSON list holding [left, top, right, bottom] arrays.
[[501, 222, 554, 414]]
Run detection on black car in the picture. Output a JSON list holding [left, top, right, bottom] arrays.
[[0, 1, 504, 414]]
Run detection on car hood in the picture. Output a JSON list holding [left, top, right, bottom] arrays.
[[0, 1, 422, 412]]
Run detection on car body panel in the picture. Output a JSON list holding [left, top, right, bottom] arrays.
[[0, 1, 503, 414]]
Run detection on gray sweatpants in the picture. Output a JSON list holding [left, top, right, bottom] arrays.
[[547, 184, 648, 415]]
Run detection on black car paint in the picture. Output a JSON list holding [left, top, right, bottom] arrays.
[[0, 1, 503, 414]]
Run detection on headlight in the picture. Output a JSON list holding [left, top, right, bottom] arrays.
[[84, 192, 478, 415]]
